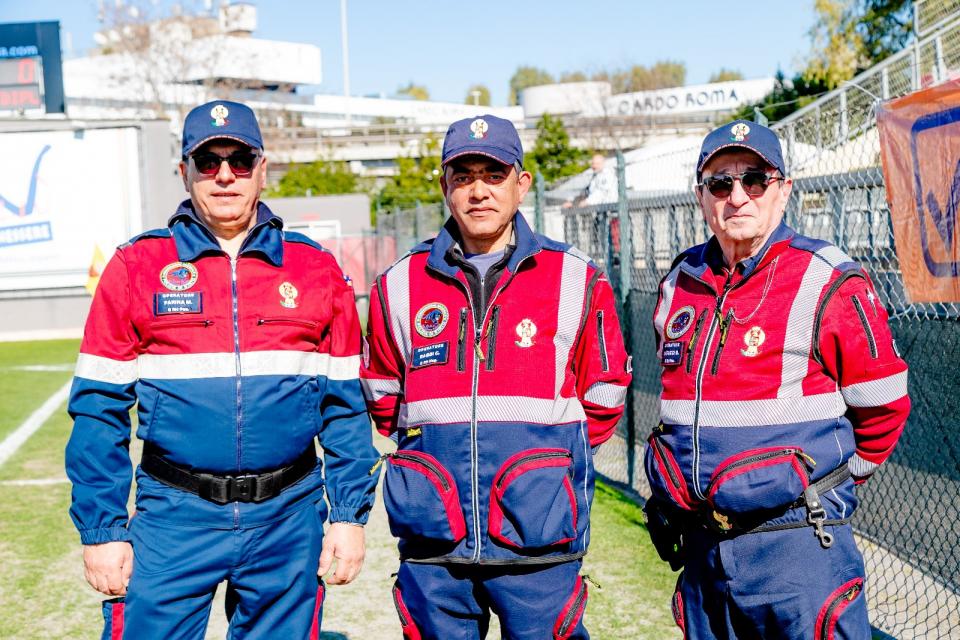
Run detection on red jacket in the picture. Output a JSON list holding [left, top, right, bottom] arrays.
[[646, 224, 909, 526], [361, 214, 631, 564]]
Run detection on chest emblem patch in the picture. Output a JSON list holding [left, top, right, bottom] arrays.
[[415, 302, 449, 338], [515, 318, 537, 348], [279, 282, 299, 309], [666, 305, 695, 339], [160, 262, 198, 291], [741, 326, 766, 357]]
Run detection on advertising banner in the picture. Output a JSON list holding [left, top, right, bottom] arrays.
[[877, 80, 960, 302], [0, 127, 143, 291]]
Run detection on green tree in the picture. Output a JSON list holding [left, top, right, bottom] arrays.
[[464, 84, 491, 106], [590, 60, 686, 93], [508, 66, 554, 105], [525, 113, 588, 185], [728, 69, 829, 124], [265, 160, 358, 198], [375, 135, 443, 211], [397, 81, 430, 101], [857, 0, 912, 65], [559, 71, 589, 83], [708, 68, 745, 83]]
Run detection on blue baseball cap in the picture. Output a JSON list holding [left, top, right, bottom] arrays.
[[696, 119, 786, 180], [441, 115, 523, 167], [181, 100, 263, 157]]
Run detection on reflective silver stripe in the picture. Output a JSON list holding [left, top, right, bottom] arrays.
[[555, 253, 587, 396], [583, 382, 628, 409], [848, 453, 879, 478], [360, 377, 401, 402], [385, 258, 412, 366], [817, 245, 855, 268], [136, 351, 359, 380], [74, 353, 138, 385], [400, 395, 587, 427], [779, 250, 836, 397], [660, 392, 846, 427], [652, 266, 681, 355], [841, 370, 908, 407]]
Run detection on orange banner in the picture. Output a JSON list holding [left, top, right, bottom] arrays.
[[877, 80, 960, 302]]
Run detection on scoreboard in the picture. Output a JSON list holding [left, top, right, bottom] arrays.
[[0, 56, 43, 111], [0, 22, 64, 115]]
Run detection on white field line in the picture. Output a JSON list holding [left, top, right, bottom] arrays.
[[0, 477, 70, 486], [0, 381, 72, 467], [3, 364, 74, 372]]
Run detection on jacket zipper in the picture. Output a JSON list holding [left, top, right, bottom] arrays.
[[850, 295, 877, 358], [151, 319, 214, 328], [817, 582, 862, 640], [557, 578, 587, 637], [485, 306, 500, 370], [257, 317, 318, 329], [392, 586, 411, 626], [495, 451, 572, 490], [596, 310, 608, 372], [390, 452, 450, 491], [651, 437, 683, 491], [457, 308, 468, 371], [685, 309, 709, 374], [231, 257, 242, 524], [709, 309, 734, 375]]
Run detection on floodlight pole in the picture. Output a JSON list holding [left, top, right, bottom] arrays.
[[340, 0, 351, 126]]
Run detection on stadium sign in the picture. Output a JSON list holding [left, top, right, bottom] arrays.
[[0, 21, 65, 114], [605, 78, 775, 116]]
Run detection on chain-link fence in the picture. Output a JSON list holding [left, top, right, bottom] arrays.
[[560, 20, 960, 637]]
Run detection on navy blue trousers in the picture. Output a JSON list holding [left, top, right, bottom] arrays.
[[393, 560, 589, 640], [100, 501, 325, 640], [673, 524, 871, 639]]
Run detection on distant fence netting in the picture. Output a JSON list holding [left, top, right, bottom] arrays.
[[562, 59, 960, 640]]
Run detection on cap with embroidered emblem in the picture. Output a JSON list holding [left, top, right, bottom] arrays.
[[696, 119, 785, 180], [182, 100, 264, 157], [441, 114, 523, 167]]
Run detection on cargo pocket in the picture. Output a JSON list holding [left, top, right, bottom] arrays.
[[552, 575, 588, 639], [489, 448, 577, 549], [706, 446, 814, 515], [644, 433, 694, 511], [392, 582, 423, 640], [815, 577, 864, 640], [382, 450, 466, 542], [671, 574, 686, 636], [100, 598, 125, 640]]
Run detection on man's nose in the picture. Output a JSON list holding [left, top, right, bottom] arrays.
[[216, 159, 237, 183], [728, 178, 750, 206], [469, 178, 489, 199]]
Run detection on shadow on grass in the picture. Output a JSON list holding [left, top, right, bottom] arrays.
[[595, 480, 647, 528]]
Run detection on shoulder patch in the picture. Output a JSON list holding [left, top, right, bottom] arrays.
[[564, 245, 594, 265], [283, 231, 328, 253]]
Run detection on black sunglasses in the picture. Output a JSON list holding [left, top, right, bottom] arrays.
[[190, 151, 261, 176], [700, 171, 782, 198]]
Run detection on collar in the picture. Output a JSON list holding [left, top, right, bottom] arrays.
[[168, 200, 284, 266], [702, 221, 794, 279], [426, 212, 541, 278]]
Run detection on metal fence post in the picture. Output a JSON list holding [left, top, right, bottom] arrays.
[[534, 171, 545, 234], [615, 149, 636, 489]]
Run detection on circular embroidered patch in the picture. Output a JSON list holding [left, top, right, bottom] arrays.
[[159, 262, 198, 291], [666, 305, 695, 339], [415, 302, 449, 338]]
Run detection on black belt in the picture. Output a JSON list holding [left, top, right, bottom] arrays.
[[141, 445, 316, 505]]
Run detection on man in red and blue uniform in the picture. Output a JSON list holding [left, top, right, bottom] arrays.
[[360, 115, 632, 639], [644, 120, 910, 639], [65, 100, 379, 639]]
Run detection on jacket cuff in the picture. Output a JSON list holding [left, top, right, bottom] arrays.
[[329, 505, 371, 525], [79, 526, 131, 545]]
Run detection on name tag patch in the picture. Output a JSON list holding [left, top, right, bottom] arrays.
[[661, 341, 684, 366], [412, 342, 449, 369], [154, 292, 203, 315]]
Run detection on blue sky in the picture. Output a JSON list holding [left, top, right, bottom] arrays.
[[1, 1, 816, 105]]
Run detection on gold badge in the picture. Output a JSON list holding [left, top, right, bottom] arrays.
[[515, 319, 537, 348], [279, 282, 299, 309], [159, 262, 198, 291], [712, 510, 734, 531], [741, 326, 765, 357]]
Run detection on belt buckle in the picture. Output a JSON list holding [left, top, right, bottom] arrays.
[[230, 475, 257, 502]]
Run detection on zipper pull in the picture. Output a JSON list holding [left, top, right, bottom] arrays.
[[797, 450, 817, 469], [845, 584, 861, 600], [583, 574, 603, 591], [369, 453, 391, 475], [474, 339, 486, 361]]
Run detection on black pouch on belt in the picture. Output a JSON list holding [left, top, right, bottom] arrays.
[[643, 495, 686, 571]]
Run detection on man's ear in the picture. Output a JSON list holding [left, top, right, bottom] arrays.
[[179, 161, 189, 192]]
